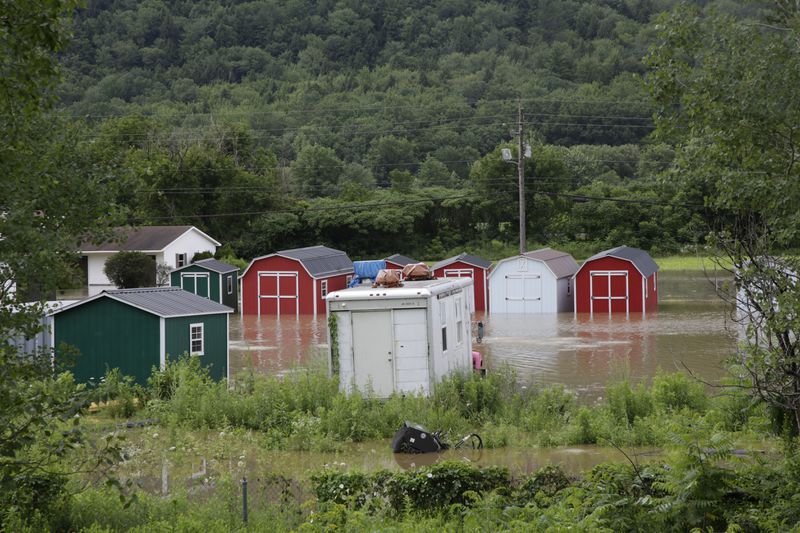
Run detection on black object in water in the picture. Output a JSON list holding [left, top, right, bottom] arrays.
[[392, 421, 483, 454]]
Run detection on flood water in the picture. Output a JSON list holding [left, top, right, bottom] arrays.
[[230, 271, 737, 394]]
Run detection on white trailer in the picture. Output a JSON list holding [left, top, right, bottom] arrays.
[[326, 278, 474, 398]]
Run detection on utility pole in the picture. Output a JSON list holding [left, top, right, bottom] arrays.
[[517, 101, 526, 254]]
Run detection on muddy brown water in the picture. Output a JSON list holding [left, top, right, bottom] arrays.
[[130, 441, 663, 495], [229, 271, 737, 395], [130, 272, 736, 490]]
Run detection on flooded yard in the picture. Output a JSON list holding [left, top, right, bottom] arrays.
[[229, 270, 737, 394]]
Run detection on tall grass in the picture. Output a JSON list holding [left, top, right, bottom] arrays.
[[85, 358, 772, 450]]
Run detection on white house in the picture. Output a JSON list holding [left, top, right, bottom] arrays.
[[326, 277, 474, 398], [80, 226, 220, 296], [488, 248, 579, 313]]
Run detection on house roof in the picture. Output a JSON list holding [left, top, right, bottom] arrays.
[[80, 226, 221, 253], [242, 245, 353, 279], [172, 258, 239, 275], [384, 254, 418, 266], [523, 248, 580, 279], [581, 246, 659, 278], [432, 252, 492, 271], [488, 248, 579, 280], [52, 287, 232, 318]]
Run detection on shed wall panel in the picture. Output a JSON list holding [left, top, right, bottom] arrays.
[[165, 314, 227, 381], [54, 298, 159, 384], [433, 260, 488, 312]]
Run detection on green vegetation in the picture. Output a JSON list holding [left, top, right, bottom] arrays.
[[5, 359, 797, 532], [41, 0, 774, 260], [88, 358, 770, 451]]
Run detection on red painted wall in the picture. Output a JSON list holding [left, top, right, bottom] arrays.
[[385, 260, 406, 270], [316, 273, 350, 314], [575, 256, 657, 314], [433, 260, 488, 312]]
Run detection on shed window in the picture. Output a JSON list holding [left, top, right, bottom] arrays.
[[455, 298, 463, 345], [176, 253, 187, 268], [321, 280, 328, 298], [440, 301, 448, 351], [190, 323, 204, 355], [227, 275, 233, 294]]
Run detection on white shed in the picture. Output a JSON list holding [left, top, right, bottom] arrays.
[[326, 278, 474, 398], [488, 248, 579, 313]]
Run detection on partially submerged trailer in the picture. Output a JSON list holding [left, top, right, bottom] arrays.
[[326, 278, 474, 398]]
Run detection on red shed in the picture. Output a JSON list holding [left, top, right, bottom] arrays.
[[431, 252, 491, 312], [574, 246, 659, 316], [384, 254, 419, 279], [241, 246, 353, 316]]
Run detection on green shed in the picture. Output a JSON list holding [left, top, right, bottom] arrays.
[[170, 258, 239, 311], [52, 287, 233, 385]]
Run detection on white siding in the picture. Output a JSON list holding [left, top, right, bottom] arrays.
[[489, 257, 569, 314], [84, 228, 218, 295], [161, 229, 218, 269]]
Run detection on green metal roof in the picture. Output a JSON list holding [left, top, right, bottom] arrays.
[[53, 287, 233, 318]]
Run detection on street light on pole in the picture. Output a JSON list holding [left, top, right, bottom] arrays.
[[502, 102, 531, 254]]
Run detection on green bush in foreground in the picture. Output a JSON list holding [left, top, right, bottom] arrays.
[[93, 357, 771, 452]]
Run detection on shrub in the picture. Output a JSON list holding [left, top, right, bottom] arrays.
[[651, 372, 707, 413], [605, 379, 652, 425]]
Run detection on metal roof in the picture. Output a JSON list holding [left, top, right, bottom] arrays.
[[278, 245, 353, 277], [432, 252, 492, 271], [582, 246, 659, 278], [172, 258, 239, 274], [523, 248, 580, 279], [52, 287, 232, 318], [81, 226, 221, 252], [384, 254, 418, 266]]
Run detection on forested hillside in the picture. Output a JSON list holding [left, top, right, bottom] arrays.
[[55, 0, 761, 259]]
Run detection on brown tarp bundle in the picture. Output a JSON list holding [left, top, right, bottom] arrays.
[[373, 269, 402, 288], [402, 262, 434, 281]]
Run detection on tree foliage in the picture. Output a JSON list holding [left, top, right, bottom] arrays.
[[646, 4, 800, 431], [104, 251, 156, 288]]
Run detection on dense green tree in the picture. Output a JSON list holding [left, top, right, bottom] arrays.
[[646, 4, 800, 430], [103, 252, 156, 288], [1, 2, 126, 528]]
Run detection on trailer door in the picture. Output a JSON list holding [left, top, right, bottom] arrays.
[[589, 271, 629, 315], [352, 311, 394, 397], [392, 309, 429, 394]]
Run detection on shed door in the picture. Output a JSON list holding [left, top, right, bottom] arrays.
[[590, 271, 629, 315], [351, 311, 394, 397], [181, 273, 210, 299], [505, 274, 542, 313], [393, 309, 429, 394], [258, 272, 298, 316]]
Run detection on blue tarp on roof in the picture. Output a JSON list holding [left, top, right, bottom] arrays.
[[349, 260, 387, 287]]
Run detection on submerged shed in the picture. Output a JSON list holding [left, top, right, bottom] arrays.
[[240, 245, 353, 316], [489, 248, 579, 313], [170, 258, 239, 311], [327, 278, 474, 398], [431, 252, 491, 312], [51, 287, 232, 384], [574, 246, 659, 315]]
